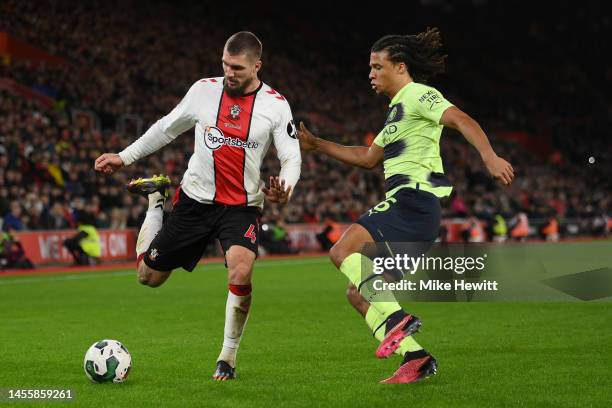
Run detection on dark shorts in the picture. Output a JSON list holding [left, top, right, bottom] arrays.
[[143, 189, 261, 272], [356, 187, 441, 256]]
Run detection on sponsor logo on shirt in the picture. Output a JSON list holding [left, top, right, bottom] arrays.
[[224, 122, 242, 130], [203, 126, 259, 150], [286, 119, 297, 139], [382, 124, 397, 137], [418, 90, 443, 110]]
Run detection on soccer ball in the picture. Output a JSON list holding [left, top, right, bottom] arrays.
[[83, 339, 132, 383]]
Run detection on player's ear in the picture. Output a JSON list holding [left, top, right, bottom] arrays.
[[397, 62, 407, 75], [254, 59, 262, 74]]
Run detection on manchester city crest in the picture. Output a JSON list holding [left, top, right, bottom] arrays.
[[385, 103, 404, 125]]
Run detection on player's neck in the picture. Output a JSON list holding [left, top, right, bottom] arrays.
[[243, 78, 261, 95], [387, 78, 413, 100]]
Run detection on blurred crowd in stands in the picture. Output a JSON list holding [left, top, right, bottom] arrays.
[[1, 0, 610, 242]]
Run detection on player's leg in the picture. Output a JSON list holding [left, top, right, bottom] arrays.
[[213, 245, 256, 381], [330, 223, 422, 356], [346, 282, 424, 356], [213, 208, 260, 381], [348, 282, 434, 383], [345, 283, 369, 316], [330, 223, 407, 318], [127, 175, 173, 287], [368, 188, 441, 383], [136, 262, 171, 287], [138, 187, 217, 288]]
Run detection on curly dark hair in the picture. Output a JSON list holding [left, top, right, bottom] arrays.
[[371, 27, 447, 83]]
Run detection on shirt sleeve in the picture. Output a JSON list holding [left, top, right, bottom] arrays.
[[119, 81, 201, 166], [413, 86, 454, 124], [272, 101, 301, 195]]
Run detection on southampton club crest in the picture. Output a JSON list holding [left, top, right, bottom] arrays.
[[229, 104, 242, 120]]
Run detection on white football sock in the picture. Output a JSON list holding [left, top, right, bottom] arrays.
[[217, 287, 252, 367], [136, 192, 165, 257]]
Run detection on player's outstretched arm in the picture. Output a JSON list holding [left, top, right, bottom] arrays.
[[94, 153, 124, 174], [440, 107, 515, 185], [106, 81, 201, 171], [298, 122, 383, 169]]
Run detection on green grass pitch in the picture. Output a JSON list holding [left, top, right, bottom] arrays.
[[1, 242, 611, 407]]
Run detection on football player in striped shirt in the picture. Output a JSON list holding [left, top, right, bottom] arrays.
[[95, 32, 301, 381]]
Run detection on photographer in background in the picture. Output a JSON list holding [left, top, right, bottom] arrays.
[[0, 228, 34, 270], [62, 209, 101, 266]]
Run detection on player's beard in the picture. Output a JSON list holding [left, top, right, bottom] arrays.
[[224, 78, 252, 97]]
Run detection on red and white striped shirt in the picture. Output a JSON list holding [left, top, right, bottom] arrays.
[[119, 77, 301, 208]]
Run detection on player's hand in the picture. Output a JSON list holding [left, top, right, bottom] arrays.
[[483, 153, 514, 185], [94, 153, 124, 174], [262, 176, 292, 204], [297, 122, 318, 151]]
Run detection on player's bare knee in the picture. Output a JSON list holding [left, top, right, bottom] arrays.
[[147, 278, 164, 288], [137, 264, 167, 288], [228, 262, 252, 285], [147, 269, 169, 288], [137, 264, 151, 285], [329, 243, 349, 268], [226, 246, 255, 284]]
